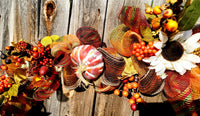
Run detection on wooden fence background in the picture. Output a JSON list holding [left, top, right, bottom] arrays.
[[1, 0, 197, 116]]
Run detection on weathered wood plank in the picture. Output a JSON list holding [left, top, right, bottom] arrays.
[[3, 0, 39, 43], [94, 0, 133, 116], [0, 0, 39, 57], [13, 0, 39, 43], [0, 0, 13, 53], [38, 0, 70, 38], [38, 0, 70, 116], [68, 0, 107, 36], [152, 0, 166, 6], [60, 0, 108, 116]]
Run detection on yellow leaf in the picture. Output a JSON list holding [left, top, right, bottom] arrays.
[[120, 57, 137, 79], [14, 68, 27, 84], [41, 36, 53, 47], [140, 26, 155, 42], [11, 42, 17, 48], [51, 35, 60, 42], [7, 84, 20, 100]]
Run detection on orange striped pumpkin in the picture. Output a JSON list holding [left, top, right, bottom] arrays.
[[70, 45, 104, 85]]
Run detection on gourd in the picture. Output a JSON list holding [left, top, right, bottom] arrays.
[[70, 45, 104, 86]]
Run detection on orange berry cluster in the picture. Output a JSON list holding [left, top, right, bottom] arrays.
[[113, 75, 143, 111], [145, 5, 178, 32], [131, 41, 158, 61], [0, 75, 12, 93]]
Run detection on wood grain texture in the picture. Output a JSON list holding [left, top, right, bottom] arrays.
[[152, 0, 166, 6], [94, 93, 133, 116], [68, 0, 107, 36], [38, 0, 70, 38], [0, 0, 13, 53], [8, 0, 39, 43]]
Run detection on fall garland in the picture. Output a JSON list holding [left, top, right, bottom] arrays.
[[0, 0, 200, 115]]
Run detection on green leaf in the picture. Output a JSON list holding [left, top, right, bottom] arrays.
[[140, 26, 155, 42], [144, 14, 156, 23], [7, 84, 20, 100], [178, 0, 200, 31]]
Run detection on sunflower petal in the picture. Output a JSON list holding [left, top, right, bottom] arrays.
[[156, 65, 166, 76], [159, 31, 168, 43], [183, 53, 200, 63], [150, 56, 161, 66], [154, 63, 166, 74], [154, 42, 163, 49], [183, 32, 200, 53], [172, 62, 186, 75], [180, 60, 196, 70], [155, 49, 162, 56], [163, 59, 173, 70], [184, 43, 200, 53]]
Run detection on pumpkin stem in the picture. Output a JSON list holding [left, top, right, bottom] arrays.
[[76, 64, 91, 86]]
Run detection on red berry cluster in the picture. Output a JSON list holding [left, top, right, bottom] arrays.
[[27, 43, 54, 77], [0, 75, 12, 93], [12, 56, 25, 67], [16, 40, 30, 52], [32, 43, 53, 66], [113, 75, 142, 111], [131, 41, 158, 61]]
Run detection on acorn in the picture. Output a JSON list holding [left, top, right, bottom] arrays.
[[0, 51, 7, 59], [5, 59, 11, 64]]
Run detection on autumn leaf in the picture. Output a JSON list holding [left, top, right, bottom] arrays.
[[40, 36, 53, 47], [140, 26, 155, 42], [120, 57, 137, 79], [50, 35, 60, 42], [7, 84, 20, 100], [14, 68, 27, 84]]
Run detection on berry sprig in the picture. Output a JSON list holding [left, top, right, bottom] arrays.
[[32, 43, 53, 67], [131, 41, 158, 61], [145, 3, 179, 33], [113, 75, 142, 111], [27, 42, 54, 77]]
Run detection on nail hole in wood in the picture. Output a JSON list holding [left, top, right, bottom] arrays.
[[97, 9, 100, 16], [45, 1, 56, 19]]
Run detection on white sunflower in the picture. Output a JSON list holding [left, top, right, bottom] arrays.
[[143, 31, 200, 79]]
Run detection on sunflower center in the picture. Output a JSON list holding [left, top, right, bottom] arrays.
[[161, 41, 184, 61]]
